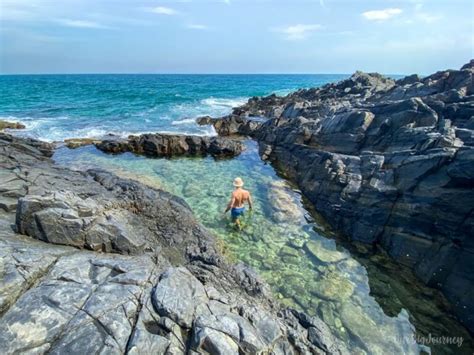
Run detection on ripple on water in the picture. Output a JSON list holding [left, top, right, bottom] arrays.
[[53, 141, 472, 354]]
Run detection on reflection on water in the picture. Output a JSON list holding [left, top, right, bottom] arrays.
[[54, 141, 473, 354]]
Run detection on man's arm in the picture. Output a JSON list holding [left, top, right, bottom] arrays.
[[224, 193, 235, 213], [248, 193, 253, 210]]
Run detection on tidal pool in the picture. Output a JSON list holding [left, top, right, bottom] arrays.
[[54, 141, 473, 354]]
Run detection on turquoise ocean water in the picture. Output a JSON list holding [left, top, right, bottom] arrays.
[[2, 74, 473, 354], [0, 74, 346, 141]]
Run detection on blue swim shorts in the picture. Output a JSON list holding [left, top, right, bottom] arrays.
[[231, 207, 245, 221]]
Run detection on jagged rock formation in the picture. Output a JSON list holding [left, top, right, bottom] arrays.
[[95, 133, 244, 158], [198, 60, 474, 333], [0, 133, 347, 354]]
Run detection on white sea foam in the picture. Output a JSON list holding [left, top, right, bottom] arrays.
[[157, 127, 217, 137], [201, 97, 247, 109], [0, 115, 22, 121], [171, 118, 197, 126]]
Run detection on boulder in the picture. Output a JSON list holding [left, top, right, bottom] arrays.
[[16, 191, 147, 254], [0, 120, 25, 131]]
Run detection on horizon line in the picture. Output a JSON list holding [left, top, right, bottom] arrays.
[[0, 72, 408, 76]]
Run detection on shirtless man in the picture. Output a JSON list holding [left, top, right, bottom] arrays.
[[224, 177, 253, 228]]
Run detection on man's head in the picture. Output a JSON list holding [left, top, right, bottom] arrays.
[[233, 177, 244, 188]]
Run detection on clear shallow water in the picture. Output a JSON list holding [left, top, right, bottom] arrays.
[[54, 142, 424, 354], [0, 74, 346, 141]]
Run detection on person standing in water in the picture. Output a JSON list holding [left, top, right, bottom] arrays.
[[224, 177, 253, 229]]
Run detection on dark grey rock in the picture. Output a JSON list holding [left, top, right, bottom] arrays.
[[197, 114, 263, 136], [151, 267, 208, 328], [96, 132, 243, 158]]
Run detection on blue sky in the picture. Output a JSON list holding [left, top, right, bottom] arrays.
[[0, 0, 472, 74]]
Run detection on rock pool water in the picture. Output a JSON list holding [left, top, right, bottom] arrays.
[[54, 141, 473, 354]]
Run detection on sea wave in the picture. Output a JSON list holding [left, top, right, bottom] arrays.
[[156, 127, 217, 137], [0, 115, 22, 121], [171, 118, 197, 126], [8, 120, 217, 142], [200, 97, 247, 109]]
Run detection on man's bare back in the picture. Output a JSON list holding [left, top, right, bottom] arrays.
[[230, 189, 251, 208]]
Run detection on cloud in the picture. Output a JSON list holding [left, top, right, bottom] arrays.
[[187, 24, 208, 30], [56, 19, 111, 29], [362, 8, 402, 21], [274, 24, 323, 40], [148, 6, 178, 15]]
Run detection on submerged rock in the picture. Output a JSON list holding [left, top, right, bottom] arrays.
[[267, 181, 305, 223], [308, 271, 355, 302], [305, 239, 347, 264]]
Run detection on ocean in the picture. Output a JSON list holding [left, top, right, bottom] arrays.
[[0, 74, 346, 141]]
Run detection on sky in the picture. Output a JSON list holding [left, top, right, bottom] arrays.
[[0, 0, 472, 74]]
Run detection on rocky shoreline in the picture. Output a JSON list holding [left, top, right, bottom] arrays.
[[197, 60, 474, 334], [1, 61, 472, 352], [0, 132, 348, 354]]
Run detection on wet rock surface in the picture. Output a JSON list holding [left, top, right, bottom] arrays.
[[0, 120, 26, 131], [196, 115, 263, 136], [64, 137, 102, 149], [95, 132, 244, 158], [0, 133, 348, 354], [201, 60, 474, 333]]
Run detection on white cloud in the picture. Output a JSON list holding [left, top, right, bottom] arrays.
[[187, 24, 208, 30], [274, 24, 322, 40], [362, 8, 402, 21], [56, 19, 111, 29], [148, 6, 178, 15]]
